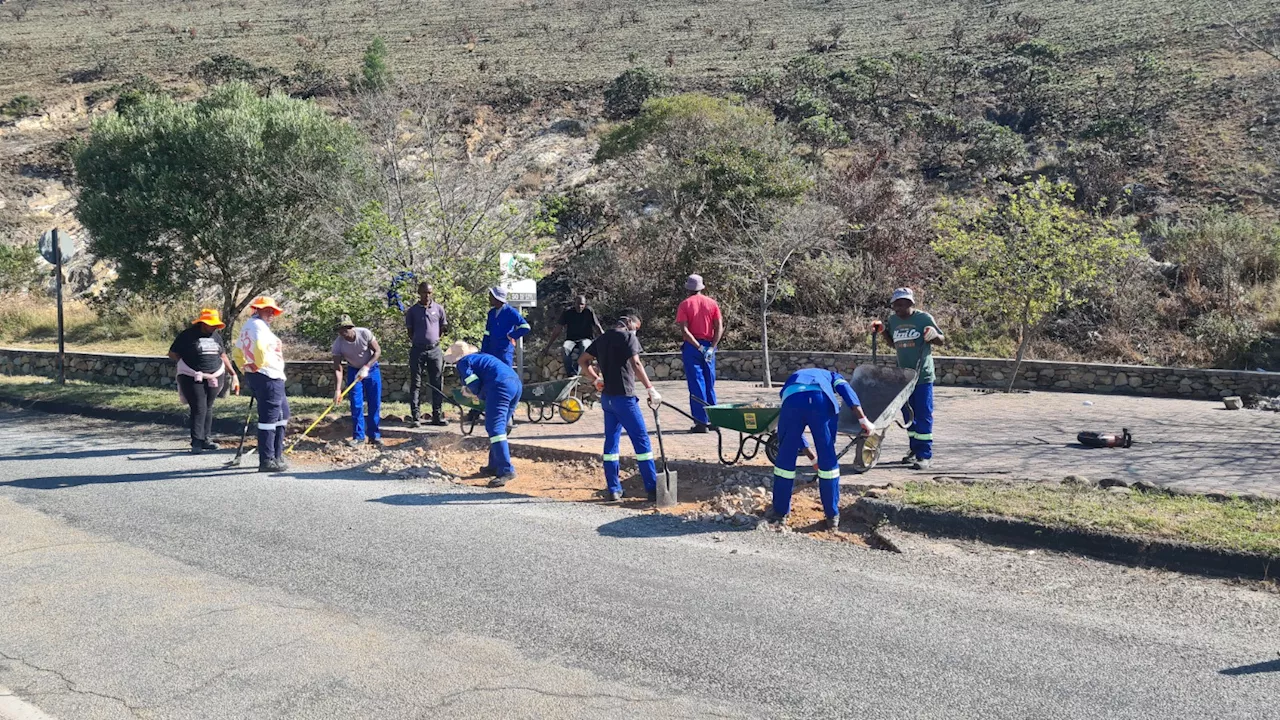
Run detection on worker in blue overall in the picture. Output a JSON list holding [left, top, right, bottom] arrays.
[[480, 286, 531, 367], [770, 368, 876, 532], [446, 341, 523, 487]]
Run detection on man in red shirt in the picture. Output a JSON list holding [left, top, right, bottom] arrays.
[[676, 273, 723, 433]]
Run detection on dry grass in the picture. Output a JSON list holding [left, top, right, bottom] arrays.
[[2, 0, 1268, 99], [897, 480, 1280, 557]]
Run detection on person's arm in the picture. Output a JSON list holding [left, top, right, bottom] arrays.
[[167, 334, 181, 362], [459, 360, 483, 397], [546, 322, 563, 348], [834, 372, 875, 434], [221, 352, 240, 394], [508, 309, 532, 342], [439, 304, 449, 339], [678, 321, 699, 348], [167, 351, 180, 361], [629, 355, 662, 405], [591, 311, 604, 338], [579, 347, 600, 387], [924, 317, 945, 346], [366, 335, 381, 369], [332, 355, 345, 405]]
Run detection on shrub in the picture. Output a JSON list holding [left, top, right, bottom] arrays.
[[603, 67, 667, 119], [1, 95, 42, 119], [192, 54, 282, 89], [0, 244, 41, 292], [1190, 310, 1262, 369], [355, 37, 392, 92]]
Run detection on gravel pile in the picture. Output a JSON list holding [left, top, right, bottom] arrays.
[[368, 446, 458, 481], [684, 484, 770, 528]]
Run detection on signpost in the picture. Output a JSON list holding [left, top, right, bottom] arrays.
[[38, 229, 76, 385], [500, 253, 538, 380]]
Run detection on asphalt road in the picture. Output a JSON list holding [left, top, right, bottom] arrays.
[[0, 408, 1277, 719]]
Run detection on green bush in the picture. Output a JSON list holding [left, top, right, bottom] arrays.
[[1189, 310, 1262, 369], [355, 38, 392, 93], [0, 244, 41, 292], [603, 67, 668, 119], [1, 95, 42, 119]]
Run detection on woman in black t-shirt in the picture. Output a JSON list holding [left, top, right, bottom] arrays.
[[169, 309, 240, 454]]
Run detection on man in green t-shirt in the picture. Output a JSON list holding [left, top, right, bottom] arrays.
[[881, 287, 945, 470]]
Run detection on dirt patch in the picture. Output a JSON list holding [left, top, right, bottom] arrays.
[[285, 429, 870, 546]]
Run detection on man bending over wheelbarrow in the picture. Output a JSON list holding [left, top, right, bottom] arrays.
[[445, 341, 523, 487], [578, 310, 662, 503], [880, 287, 945, 470], [768, 369, 875, 532]]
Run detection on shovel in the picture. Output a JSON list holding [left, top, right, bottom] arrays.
[[225, 395, 256, 467], [650, 401, 678, 508]]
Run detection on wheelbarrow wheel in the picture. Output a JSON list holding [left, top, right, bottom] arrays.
[[764, 433, 779, 465], [559, 397, 584, 423], [852, 433, 882, 474]]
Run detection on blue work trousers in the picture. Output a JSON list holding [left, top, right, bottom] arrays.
[[484, 377, 521, 476], [601, 394, 658, 495], [771, 391, 841, 519], [250, 372, 289, 461], [904, 383, 934, 460], [682, 340, 717, 425], [346, 363, 382, 442]]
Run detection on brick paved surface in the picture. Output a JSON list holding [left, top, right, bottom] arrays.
[[411, 379, 1280, 498]]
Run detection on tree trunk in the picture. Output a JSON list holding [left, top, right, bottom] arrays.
[[1009, 318, 1031, 394], [761, 279, 773, 388]]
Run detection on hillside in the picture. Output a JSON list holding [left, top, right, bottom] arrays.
[[3, 0, 1280, 368]]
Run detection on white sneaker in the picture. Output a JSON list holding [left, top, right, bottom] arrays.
[[911, 458, 932, 471]]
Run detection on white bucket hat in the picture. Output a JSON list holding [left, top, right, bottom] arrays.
[[890, 287, 915, 305], [443, 341, 478, 365]]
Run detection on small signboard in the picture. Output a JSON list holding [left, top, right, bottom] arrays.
[[500, 252, 538, 307], [38, 229, 76, 265], [744, 413, 758, 431]]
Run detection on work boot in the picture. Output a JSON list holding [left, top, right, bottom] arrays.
[[258, 457, 273, 473], [272, 457, 290, 472], [488, 472, 515, 488], [688, 423, 709, 434], [410, 417, 422, 428], [764, 508, 789, 525], [646, 490, 658, 503], [369, 438, 384, 448], [825, 514, 842, 533], [201, 440, 219, 451], [346, 438, 362, 448], [901, 452, 917, 465], [190, 442, 204, 455], [911, 458, 932, 471], [603, 489, 623, 502], [429, 413, 448, 427], [477, 465, 496, 477]]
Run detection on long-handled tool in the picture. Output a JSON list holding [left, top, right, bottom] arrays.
[[284, 376, 361, 455], [650, 401, 678, 508], [225, 396, 256, 467]]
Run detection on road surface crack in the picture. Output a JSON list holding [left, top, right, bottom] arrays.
[[161, 635, 310, 704], [0, 648, 145, 718], [421, 683, 673, 712], [0, 540, 118, 560]]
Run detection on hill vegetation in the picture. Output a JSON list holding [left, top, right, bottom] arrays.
[[3, 0, 1280, 370]]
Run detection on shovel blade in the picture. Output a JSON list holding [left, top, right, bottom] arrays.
[[656, 470, 678, 508]]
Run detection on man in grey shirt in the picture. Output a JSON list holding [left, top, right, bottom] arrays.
[[331, 315, 383, 447], [404, 281, 449, 426]]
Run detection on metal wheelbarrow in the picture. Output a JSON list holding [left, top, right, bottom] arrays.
[[521, 376, 587, 424], [835, 364, 919, 473]]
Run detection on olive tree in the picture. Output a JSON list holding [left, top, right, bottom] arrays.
[[934, 177, 1138, 390], [74, 82, 367, 339]]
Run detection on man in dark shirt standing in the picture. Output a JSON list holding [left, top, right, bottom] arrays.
[[404, 282, 449, 426], [579, 310, 662, 502], [546, 295, 603, 377]]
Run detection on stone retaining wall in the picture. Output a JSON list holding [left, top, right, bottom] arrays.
[[3, 346, 1278, 402]]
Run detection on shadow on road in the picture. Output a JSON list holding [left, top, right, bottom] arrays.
[[1, 465, 248, 490], [3, 448, 190, 462], [367, 492, 533, 506], [1219, 657, 1280, 676], [596, 514, 746, 539]]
